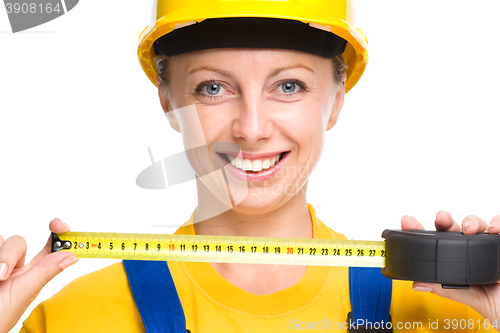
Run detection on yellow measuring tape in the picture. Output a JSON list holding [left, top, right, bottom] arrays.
[[52, 232, 386, 268]]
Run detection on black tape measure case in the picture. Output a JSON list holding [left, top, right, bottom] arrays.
[[382, 230, 500, 288]]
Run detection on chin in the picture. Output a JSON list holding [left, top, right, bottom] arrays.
[[230, 189, 291, 215]]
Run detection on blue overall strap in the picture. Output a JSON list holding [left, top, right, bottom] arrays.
[[123, 260, 187, 333], [348, 267, 393, 332]]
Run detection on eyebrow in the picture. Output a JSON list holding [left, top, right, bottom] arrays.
[[266, 64, 315, 80], [188, 66, 234, 78], [187, 64, 315, 80]]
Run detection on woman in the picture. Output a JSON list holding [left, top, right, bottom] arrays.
[[1, 0, 500, 332]]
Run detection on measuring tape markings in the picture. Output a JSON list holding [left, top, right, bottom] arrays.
[[53, 230, 500, 287], [52, 232, 386, 267]]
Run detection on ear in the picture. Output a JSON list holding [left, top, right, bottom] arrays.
[[156, 75, 180, 133], [326, 71, 347, 131]]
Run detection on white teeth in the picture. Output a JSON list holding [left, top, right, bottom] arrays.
[[252, 160, 263, 172], [227, 153, 284, 172], [262, 159, 271, 170], [243, 159, 253, 171], [234, 158, 242, 169]]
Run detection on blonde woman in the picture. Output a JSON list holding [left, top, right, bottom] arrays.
[[1, 1, 500, 332]]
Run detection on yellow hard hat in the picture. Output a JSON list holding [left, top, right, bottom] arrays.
[[138, 0, 368, 93]]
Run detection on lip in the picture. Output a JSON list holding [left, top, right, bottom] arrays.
[[217, 151, 290, 182], [217, 150, 286, 160]]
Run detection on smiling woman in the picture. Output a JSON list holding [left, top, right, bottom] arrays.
[[156, 47, 346, 223], [2, 0, 500, 333]]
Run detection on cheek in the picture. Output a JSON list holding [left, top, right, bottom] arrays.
[[196, 107, 234, 142], [276, 101, 326, 171], [296, 99, 329, 160], [278, 98, 327, 142]]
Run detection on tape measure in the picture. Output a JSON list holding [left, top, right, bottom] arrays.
[[51, 231, 385, 267], [52, 230, 500, 288]]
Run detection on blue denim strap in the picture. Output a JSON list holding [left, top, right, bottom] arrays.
[[349, 267, 392, 327], [123, 260, 186, 333]]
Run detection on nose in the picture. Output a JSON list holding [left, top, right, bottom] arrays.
[[231, 95, 273, 145]]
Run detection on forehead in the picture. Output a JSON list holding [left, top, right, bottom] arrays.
[[170, 48, 332, 74]]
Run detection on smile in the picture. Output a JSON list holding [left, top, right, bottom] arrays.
[[216, 151, 290, 182], [227, 153, 283, 172]]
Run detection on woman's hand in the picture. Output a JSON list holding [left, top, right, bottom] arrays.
[[0, 219, 78, 333], [401, 212, 500, 323]]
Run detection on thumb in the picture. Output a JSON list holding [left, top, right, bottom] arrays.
[[15, 251, 78, 302]]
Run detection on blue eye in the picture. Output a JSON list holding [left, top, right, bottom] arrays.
[[281, 82, 296, 93], [276, 80, 307, 97], [206, 84, 221, 95], [194, 80, 226, 99]]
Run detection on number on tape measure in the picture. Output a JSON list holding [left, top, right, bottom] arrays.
[[51, 232, 385, 267]]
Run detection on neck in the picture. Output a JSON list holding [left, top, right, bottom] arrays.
[[192, 178, 313, 239]]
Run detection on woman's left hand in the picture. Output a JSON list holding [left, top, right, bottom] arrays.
[[401, 211, 500, 322]]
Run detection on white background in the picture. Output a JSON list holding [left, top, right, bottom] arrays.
[[1, 1, 499, 331]]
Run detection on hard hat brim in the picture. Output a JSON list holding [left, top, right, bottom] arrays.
[[153, 17, 347, 59]]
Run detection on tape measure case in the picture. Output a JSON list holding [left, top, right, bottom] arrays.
[[382, 229, 500, 288]]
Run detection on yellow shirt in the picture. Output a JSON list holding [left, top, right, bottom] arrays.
[[21, 204, 496, 332]]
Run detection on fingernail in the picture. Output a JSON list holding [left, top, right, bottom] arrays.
[[59, 256, 78, 270], [464, 220, 475, 230], [489, 221, 498, 230], [413, 283, 433, 292], [0, 262, 8, 280], [401, 215, 407, 220]]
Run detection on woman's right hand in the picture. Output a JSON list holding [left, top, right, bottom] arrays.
[[0, 218, 78, 333]]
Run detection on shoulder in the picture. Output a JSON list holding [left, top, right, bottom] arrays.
[[307, 203, 348, 240], [325, 226, 348, 240], [37, 261, 134, 310], [22, 262, 145, 332], [53, 261, 128, 297], [315, 216, 348, 240]]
